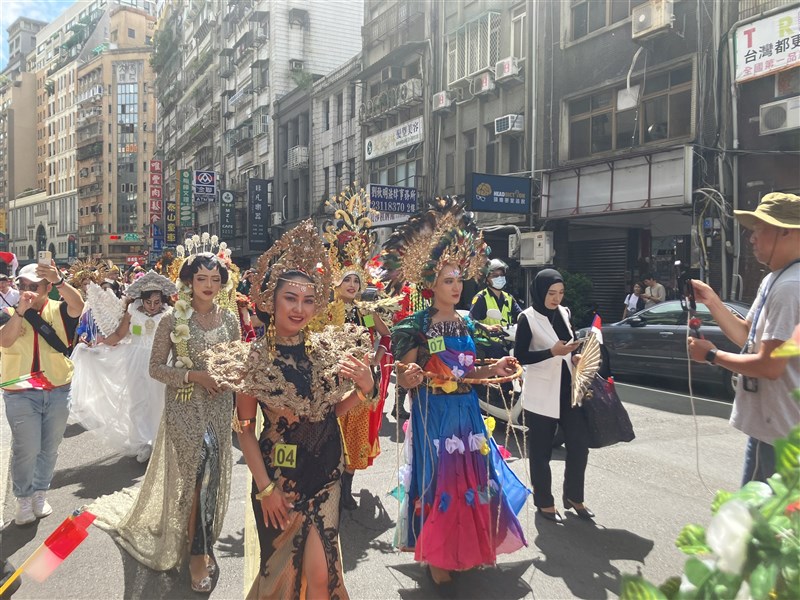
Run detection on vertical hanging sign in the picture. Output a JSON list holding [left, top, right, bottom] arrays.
[[220, 190, 235, 239], [248, 178, 269, 252], [178, 169, 193, 227]]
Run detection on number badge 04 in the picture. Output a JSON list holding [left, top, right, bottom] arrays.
[[273, 443, 297, 469]]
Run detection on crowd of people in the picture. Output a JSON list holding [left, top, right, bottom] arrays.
[[0, 190, 797, 598]]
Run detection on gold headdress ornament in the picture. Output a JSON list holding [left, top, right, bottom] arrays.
[[67, 258, 111, 289], [252, 219, 331, 315], [323, 186, 378, 288], [380, 196, 489, 289]]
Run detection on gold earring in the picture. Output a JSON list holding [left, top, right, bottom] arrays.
[[304, 326, 312, 351], [266, 317, 276, 360]]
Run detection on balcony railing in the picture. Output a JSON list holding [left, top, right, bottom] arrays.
[[288, 145, 308, 170], [362, 1, 425, 47]]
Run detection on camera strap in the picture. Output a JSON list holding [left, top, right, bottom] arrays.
[[744, 257, 800, 351]]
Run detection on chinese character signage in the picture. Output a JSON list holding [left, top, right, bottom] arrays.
[[194, 170, 217, 203], [248, 178, 270, 252], [220, 190, 235, 239], [149, 163, 163, 248], [366, 184, 418, 214], [150, 159, 162, 173], [178, 170, 193, 227], [466, 173, 531, 215], [364, 116, 424, 161], [735, 7, 800, 82]]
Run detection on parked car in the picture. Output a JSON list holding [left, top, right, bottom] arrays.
[[577, 300, 750, 398]]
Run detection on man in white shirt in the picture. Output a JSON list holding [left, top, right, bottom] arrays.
[[0, 274, 19, 308], [642, 274, 666, 309], [688, 192, 800, 484]]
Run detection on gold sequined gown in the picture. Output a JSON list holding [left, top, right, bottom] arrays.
[[90, 307, 240, 571], [206, 324, 371, 599]]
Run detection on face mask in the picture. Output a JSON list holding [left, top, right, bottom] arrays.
[[490, 276, 506, 290]]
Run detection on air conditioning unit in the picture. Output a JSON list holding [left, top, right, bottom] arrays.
[[381, 66, 402, 84], [495, 57, 521, 83], [399, 78, 422, 103], [759, 95, 800, 135], [495, 114, 524, 135], [632, 0, 674, 41], [473, 71, 495, 96], [271, 212, 283, 225], [289, 59, 304, 71], [519, 231, 554, 266], [432, 91, 453, 113]]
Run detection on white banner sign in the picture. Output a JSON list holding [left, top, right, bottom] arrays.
[[364, 116, 424, 161], [734, 7, 800, 83]]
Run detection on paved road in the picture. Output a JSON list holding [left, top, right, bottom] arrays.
[[1, 382, 743, 599]]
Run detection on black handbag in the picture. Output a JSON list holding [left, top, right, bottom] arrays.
[[582, 374, 635, 449]]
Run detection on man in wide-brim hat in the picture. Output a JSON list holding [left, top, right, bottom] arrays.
[[687, 192, 800, 484]]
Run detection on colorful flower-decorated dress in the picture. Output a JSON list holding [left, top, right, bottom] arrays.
[[391, 308, 529, 571]]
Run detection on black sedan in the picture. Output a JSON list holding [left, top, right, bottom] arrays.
[[578, 300, 750, 398]]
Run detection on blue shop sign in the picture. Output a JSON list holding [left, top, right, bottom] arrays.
[[467, 173, 531, 215], [367, 184, 418, 214]]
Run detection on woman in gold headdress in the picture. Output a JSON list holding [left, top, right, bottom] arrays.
[[206, 220, 374, 599]]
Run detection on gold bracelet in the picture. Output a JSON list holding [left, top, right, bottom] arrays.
[[238, 418, 255, 428], [355, 386, 377, 405], [254, 481, 276, 500]]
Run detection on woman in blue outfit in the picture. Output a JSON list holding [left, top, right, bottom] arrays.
[[383, 198, 529, 591]]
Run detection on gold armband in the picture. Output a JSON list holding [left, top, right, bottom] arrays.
[[355, 386, 377, 406], [254, 481, 276, 500]]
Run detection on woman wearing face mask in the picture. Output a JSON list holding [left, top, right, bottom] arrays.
[[515, 269, 594, 523], [91, 244, 241, 594], [205, 221, 374, 599], [70, 271, 176, 463], [384, 199, 529, 591]]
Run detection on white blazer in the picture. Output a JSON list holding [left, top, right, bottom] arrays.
[[519, 305, 574, 419]]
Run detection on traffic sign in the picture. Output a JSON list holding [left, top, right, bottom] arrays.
[[143, 250, 149, 256], [123, 233, 141, 242]]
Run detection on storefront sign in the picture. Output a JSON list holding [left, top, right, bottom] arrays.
[[364, 116, 424, 161], [194, 170, 217, 203], [220, 190, 235, 239], [248, 178, 270, 252], [466, 173, 531, 215], [149, 159, 162, 173], [367, 184, 418, 214], [178, 170, 193, 227], [735, 7, 800, 82], [165, 194, 178, 244]]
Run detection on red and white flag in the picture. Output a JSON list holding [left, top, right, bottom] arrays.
[[0, 372, 55, 391], [590, 314, 604, 345], [23, 510, 96, 583]]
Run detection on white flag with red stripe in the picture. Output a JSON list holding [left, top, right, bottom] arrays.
[[590, 314, 603, 345]]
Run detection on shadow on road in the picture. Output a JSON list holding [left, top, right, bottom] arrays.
[[340, 488, 395, 572], [51, 455, 146, 500], [392, 559, 534, 599], [116, 544, 190, 600], [0, 520, 40, 561], [533, 513, 654, 599], [216, 527, 244, 560], [63, 423, 86, 439]]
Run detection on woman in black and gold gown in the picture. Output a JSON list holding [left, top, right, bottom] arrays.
[[207, 221, 374, 599]]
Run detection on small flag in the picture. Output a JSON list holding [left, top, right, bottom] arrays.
[[590, 314, 603, 345], [0, 372, 54, 391], [0, 510, 95, 595]]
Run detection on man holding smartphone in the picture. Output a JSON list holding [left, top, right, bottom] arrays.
[[687, 192, 800, 484], [0, 259, 83, 525]]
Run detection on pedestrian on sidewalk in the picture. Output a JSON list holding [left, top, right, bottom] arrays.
[[0, 261, 83, 526], [642, 273, 666, 308], [516, 268, 595, 524], [90, 243, 241, 594], [206, 221, 374, 599], [688, 192, 800, 484]]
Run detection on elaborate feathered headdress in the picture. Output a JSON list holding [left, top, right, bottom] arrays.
[[323, 187, 378, 288], [68, 258, 111, 289], [124, 270, 178, 299], [168, 233, 232, 284], [252, 220, 331, 315], [380, 197, 489, 289]]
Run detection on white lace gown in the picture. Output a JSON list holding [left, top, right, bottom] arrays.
[[70, 303, 169, 456]]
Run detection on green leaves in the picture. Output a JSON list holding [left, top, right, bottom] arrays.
[[620, 575, 668, 600], [675, 524, 711, 555], [749, 562, 778, 600]]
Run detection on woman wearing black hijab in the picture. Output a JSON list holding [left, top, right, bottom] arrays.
[[514, 269, 594, 523]]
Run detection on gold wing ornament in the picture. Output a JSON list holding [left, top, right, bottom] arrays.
[[571, 332, 602, 407]]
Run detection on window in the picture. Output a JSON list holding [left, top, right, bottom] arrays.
[[323, 100, 330, 130], [128, 28, 135, 39], [334, 162, 342, 193], [485, 126, 498, 174], [336, 92, 343, 126], [323, 166, 329, 200], [348, 158, 356, 186], [464, 129, 476, 177], [370, 150, 422, 188], [570, 0, 648, 42], [638, 303, 682, 326], [447, 11, 501, 86], [349, 84, 356, 121], [567, 63, 692, 159], [511, 5, 526, 59]]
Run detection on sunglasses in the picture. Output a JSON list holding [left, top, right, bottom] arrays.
[[17, 282, 44, 292]]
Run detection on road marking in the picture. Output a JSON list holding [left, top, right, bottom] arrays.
[[615, 381, 732, 406]]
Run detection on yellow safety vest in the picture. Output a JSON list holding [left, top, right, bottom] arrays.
[[474, 288, 513, 327], [1, 300, 73, 390]]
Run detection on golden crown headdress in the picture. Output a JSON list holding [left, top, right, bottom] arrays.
[[252, 220, 331, 315], [67, 258, 112, 289], [380, 197, 489, 289], [323, 186, 378, 288], [167, 233, 232, 283]]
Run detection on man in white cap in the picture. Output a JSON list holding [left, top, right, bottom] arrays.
[[688, 192, 800, 484], [0, 260, 84, 524], [0, 273, 20, 308]]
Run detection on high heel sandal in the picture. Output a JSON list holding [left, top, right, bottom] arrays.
[[536, 507, 564, 523], [563, 495, 595, 520], [190, 574, 213, 594]]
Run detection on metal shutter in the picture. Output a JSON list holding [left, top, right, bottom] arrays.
[[568, 238, 628, 323]]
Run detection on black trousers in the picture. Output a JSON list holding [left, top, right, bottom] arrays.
[[525, 386, 590, 508]]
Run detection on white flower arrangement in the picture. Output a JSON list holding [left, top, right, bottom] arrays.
[[170, 323, 190, 344], [173, 299, 194, 320]]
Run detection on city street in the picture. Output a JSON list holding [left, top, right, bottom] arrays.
[[1, 382, 742, 599]]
